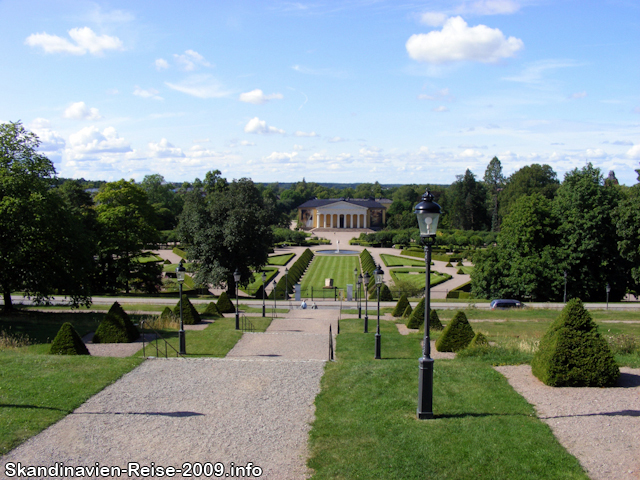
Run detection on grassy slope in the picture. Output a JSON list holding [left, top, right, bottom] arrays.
[[380, 254, 426, 267], [301, 256, 361, 291]]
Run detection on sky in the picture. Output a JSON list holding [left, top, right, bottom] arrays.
[[1, 0, 639, 186]]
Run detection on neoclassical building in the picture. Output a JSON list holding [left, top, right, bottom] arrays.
[[297, 198, 391, 230]]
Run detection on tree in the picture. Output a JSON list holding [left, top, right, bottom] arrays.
[[484, 156, 505, 231], [140, 174, 183, 230], [614, 183, 640, 292], [94, 180, 159, 294], [499, 164, 559, 219], [1, 121, 92, 312], [444, 169, 489, 231], [178, 173, 274, 294]]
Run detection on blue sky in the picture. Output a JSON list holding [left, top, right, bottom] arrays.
[[1, 0, 639, 185]]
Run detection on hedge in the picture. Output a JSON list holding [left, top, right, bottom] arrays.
[[435, 311, 475, 352], [50, 322, 90, 355]]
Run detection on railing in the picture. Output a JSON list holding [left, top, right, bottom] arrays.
[[329, 324, 334, 361], [240, 314, 255, 333], [139, 320, 183, 358]]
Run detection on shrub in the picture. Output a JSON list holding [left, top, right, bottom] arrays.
[[445, 262, 453, 267], [50, 322, 90, 355], [392, 294, 410, 317], [253, 283, 266, 300], [217, 291, 235, 313], [456, 268, 464, 275], [203, 302, 223, 318], [406, 298, 425, 329], [159, 306, 174, 320], [429, 309, 443, 331], [435, 311, 475, 352], [368, 283, 393, 301], [108, 302, 138, 341], [93, 313, 133, 344], [402, 304, 413, 318], [173, 295, 202, 324], [469, 332, 489, 347], [531, 299, 619, 387], [456, 261, 464, 267]]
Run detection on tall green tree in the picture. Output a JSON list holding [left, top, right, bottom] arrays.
[[1, 121, 92, 311], [178, 173, 274, 295], [499, 164, 559, 219], [94, 179, 159, 294], [613, 179, 640, 294], [140, 174, 183, 230], [484, 156, 505, 231], [444, 169, 489, 231]]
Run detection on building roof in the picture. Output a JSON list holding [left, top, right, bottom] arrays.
[[298, 198, 388, 209]]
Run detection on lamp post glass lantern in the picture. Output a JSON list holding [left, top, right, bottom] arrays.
[[176, 261, 186, 354], [284, 267, 289, 301], [357, 274, 363, 319], [363, 272, 370, 333], [606, 283, 611, 310], [374, 264, 384, 360], [233, 268, 241, 330], [262, 272, 267, 317], [414, 188, 441, 419]]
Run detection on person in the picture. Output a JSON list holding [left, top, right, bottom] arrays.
[[301, 299, 307, 309], [312, 302, 317, 309]]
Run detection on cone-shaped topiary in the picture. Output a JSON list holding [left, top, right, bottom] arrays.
[[429, 309, 444, 331], [392, 294, 410, 317], [203, 301, 223, 318], [159, 306, 174, 320], [379, 284, 394, 301], [253, 283, 266, 300], [531, 299, 619, 387], [435, 310, 475, 352], [173, 295, 202, 324], [50, 322, 90, 355], [469, 332, 489, 347], [445, 262, 453, 267], [402, 304, 413, 318], [456, 268, 464, 275], [108, 302, 138, 341], [406, 298, 425, 329], [217, 291, 235, 313], [93, 313, 133, 343]]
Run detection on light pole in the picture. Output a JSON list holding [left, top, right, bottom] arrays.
[[563, 270, 567, 303], [234, 268, 241, 330], [374, 264, 384, 360], [357, 274, 363, 319], [284, 267, 289, 301], [415, 188, 441, 420], [176, 261, 186, 355], [606, 283, 611, 310], [353, 267, 358, 306], [262, 272, 267, 317], [363, 272, 370, 333]]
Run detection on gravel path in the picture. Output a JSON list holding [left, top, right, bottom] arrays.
[[1, 311, 334, 479], [495, 365, 640, 480]]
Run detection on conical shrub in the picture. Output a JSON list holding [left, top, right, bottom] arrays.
[[402, 304, 413, 318], [93, 313, 132, 343], [217, 291, 235, 313], [203, 301, 223, 318], [50, 322, 90, 355], [406, 298, 425, 329], [392, 294, 410, 317], [159, 306, 174, 320], [429, 309, 444, 331], [253, 283, 266, 300], [469, 332, 489, 347], [108, 302, 138, 341], [173, 295, 202, 324], [531, 299, 619, 387], [435, 310, 474, 352]]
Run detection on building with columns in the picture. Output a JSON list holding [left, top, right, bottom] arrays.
[[297, 198, 391, 230]]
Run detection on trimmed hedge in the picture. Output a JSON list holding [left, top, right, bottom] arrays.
[[470, 332, 489, 347], [406, 298, 425, 329], [269, 249, 315, 299], [217, 291, 235, 313], [402, 304, 413, 318], [203, 301, 223, 318], [435, 311, 475, 352], [368, 283, 393, 301], [174, 295, 202, 324], [430, 309, 443, 331], [159, 306, 174, 320], [531, 299, 619, 387], [50, 322, 90, 355], [93, 313, 134, 344], [108, 302, 138, 341], [392, 294, 410, 317]]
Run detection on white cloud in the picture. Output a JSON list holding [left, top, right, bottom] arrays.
[[459, 148, 482, 157], [29, 118, 65, 153], [149, 138, 185, 158], [294, 131, 319, 137], [406, 16, 523, 64], [165, 75, 232, 99], [174, 50, 212, 71], [239, 89, 284, 104], [63, 101, 102, 120], [420, 12, 448, 27], [464, 0, 521, 15], [359, 146, 383, 158], [265, 151, 298, 162], [503, 59, 582, 84], [571, 91, 587, 99], [586, 148, 606, 159], [240, 140, 256, 146], [627, 145, 640, 159], [244, 117, 286, 135], [25, 27, 123, 55], [418, 88, 453, 101], [155, 58, 169, 70], [134, 86, 163, 100], [433, 106, 449, 112], [327, 136, 347, 143], [293, 144, 304, 151], [67, 126, 131, 157]]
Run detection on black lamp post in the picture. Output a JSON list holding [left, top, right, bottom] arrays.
[[357, 274, 363, 319], [176, 261, 186, 354], [262, 272, 267, 317], [564, 270, 568, 303], [374, 264, 384, 360], [415, 188, 441, 419], [284, 267, 289, 301], [606, 283, 611, 310], [234, 268, 241, 330], [353, 267, 358, 305], [363, 272, 370, 333]]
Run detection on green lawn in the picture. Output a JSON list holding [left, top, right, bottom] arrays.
[[301, 256, 361, 291], [380, 254, 426, 267], [241, 267, 279, 295], [390, 268, 452, 289], [307, 318, 589, 479], [267, 253, 295, 266]]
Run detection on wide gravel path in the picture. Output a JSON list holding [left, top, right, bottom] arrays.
[[1, 310, 336, 479]]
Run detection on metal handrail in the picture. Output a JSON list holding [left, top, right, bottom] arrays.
[[240, 314, 255, 333], [140, 320, 184, 358], [329, 324, 334, 361]]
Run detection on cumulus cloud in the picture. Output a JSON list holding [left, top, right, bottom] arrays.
[[627, 145, 640, 159], [239, 89, 284, 104], [464, 0, 521, 15], [155, 58, 169, 70], [25, 27, 123, 55], [149, 138, 185, 158], [294, 131, 319, 137], [406, 16, 523, 64], [265, 151, 298, 162], [63, 101, 102, 120], [174, 50, 212, 71], [244, 117, 286, 135], [165, 75, 232, 99], [586, 148, 606, 159], [67, 126, 131, 157], [134, 86, 163, 100], [459, 149, 482, 158], [29, 118, 65, 153], [327, 136, 347, 143], [420, 12, 448, 27]]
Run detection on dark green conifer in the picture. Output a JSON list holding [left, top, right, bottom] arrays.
[[217, 291, 235, 313], [392, 294, 410, 317], [50, 322, 90, 355], [406, 298, 425, 329], [173, 295, 202, 324], [435, 310, 475, 352], [93, 313, 132, 343]]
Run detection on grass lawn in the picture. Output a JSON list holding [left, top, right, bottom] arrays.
[[0, 351, 142, 455], [241, 267, 279, 295], [267, 253, 295, 266], [390, 268, 452, 289], [380, 254, 426, 267], [307, 318, 589, 479], [301, 256, 361, 292]]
